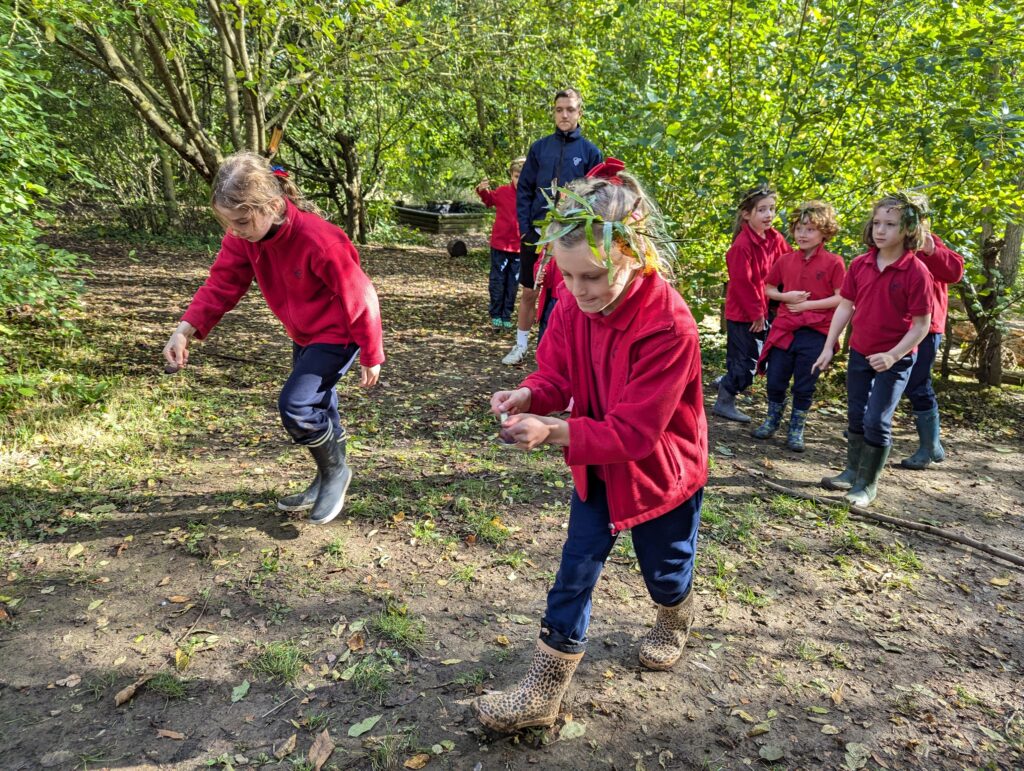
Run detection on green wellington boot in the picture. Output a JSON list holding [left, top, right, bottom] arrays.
[[822, 431, 865, 491], [899, 407, 945, 470], [845, 442, 892, 507]]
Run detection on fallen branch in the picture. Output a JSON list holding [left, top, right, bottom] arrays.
[[735, 464, 1024, 570]]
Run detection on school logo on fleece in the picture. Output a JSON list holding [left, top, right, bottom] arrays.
[[573, 157, 583, 167]]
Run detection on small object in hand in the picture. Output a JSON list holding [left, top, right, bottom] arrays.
[[500, 412, 509, 425], [163, 363, 181, 375]]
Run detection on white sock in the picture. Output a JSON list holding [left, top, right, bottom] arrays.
[[516, 330, 530, 349]]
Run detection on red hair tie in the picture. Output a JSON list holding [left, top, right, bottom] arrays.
[[270, 165, 289, 178], [585, 157, 625, 184]]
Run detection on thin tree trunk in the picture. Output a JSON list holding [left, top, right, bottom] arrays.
[[158, 143, 181, 228]]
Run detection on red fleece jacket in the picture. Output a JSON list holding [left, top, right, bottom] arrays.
[[724, 224, 790, 323], [476, 184, 520, 253], [916, 235, 964, 334], [182, 199, 385, 367], [521, 273, 709, 533]]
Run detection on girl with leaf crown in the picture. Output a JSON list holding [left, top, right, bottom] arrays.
[[472, 160, 708, 733], [713, 184, 791, 422], [813, 192, 934, 507]]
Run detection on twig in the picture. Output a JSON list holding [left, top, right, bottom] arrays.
[[174, 595, 211, 645], [261, 694, 298, 718], [735, 464, 1024, 570]]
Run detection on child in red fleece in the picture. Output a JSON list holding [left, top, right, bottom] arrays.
[[713, 184, 790, 422], [162, 152, 384, 526], [814, 193, 932, 507], [476, 158, 525, 329], [473, 162, 708, 734], [752, 201, 845, 451]]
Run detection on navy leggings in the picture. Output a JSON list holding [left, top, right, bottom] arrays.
[[278, 342, 359, 444], [721, 320, 766, 396], [766, 328, 827, 411], [540, 477, 703, 655], [903, 332, 941, 412], [488, 248, 520, 321]]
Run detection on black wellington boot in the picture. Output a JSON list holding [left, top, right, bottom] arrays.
[[277, 473, 320, 512], [307, 430, 352, 525]]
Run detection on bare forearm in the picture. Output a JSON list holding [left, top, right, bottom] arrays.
[[888, 316, 931, 361]]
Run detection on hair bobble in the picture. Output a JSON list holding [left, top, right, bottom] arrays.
[[585, 157, 626, 185], [270, 165, 289, 178]]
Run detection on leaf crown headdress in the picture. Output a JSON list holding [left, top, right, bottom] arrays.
[[887, 190, 930, 232], [532, 158, 674, 279]]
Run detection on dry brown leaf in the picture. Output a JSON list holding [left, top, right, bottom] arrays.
[[274, 733, 297, 760], [307, 729, 335, 771], [167, 595, 189, 603], [114, 674, 152, 707], [157, 729, 185, 740], [404, 753, 431, 769], [494, 635, 510, 646], [346, 631, 366, 651], [55, 674, 81, 688], [157, 576, 171, 587]]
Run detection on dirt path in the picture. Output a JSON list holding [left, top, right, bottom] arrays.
[[1, 238, 1021, 770]]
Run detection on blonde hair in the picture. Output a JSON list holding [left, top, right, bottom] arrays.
[[544, 173, 674, 278], [862, 192, 930, 252], [732, 184, 777, 238], [211, 151, 324, 225], [509, 157, 527, 175], [788, 200, 838, 242]]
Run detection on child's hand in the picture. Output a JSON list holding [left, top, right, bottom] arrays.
[[867, 352, 896, 372], [920, 232, 935, 255], [786, 301, 811, 313], [163, 331, 190, 370], [783, 290, 811, 304], [501, 413, 550, 450], [749, 317, 767, 333], [360, 364, 381, 388], [811, 349, 833, 374], [476, 179, 490, 191], [491, 387, 532, 416]]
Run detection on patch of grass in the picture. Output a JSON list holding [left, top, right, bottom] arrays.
[[85, 670, 119, 702], [611, 533, 639, 570], [303, 711, 331, 732], [768, 494, 814, 519], [450, 563, 477, 584], [250, 641, 305, 683], [365, 727, 417, 770], [734, 584, 770, 607], [492, 550, 527, 569], [466, 510, 510, 545], [147, 671, 189, 699], [351, 649, 403, 700], [796, 639, 824, 662], [831, 527, 871, 554], [410, 518, 442, 544], [454, 668, 487, 689], [882, 542, 922, 573], [372, 603, 426, 653], [323, 536, 350, 567]]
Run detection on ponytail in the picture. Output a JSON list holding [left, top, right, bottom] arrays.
[[212, 151, 325, 223]]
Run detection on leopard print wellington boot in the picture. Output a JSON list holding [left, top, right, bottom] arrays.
[[472, 640, 584, 732], [638, 590, 694, 670]]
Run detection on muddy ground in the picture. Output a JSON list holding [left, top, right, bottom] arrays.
[[0, 237, 1021, 771]]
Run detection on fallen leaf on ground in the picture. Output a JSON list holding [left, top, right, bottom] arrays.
[[67, 543, 84, 560], [494, 635, 510, 646], [730, 708, 757, 723], [231, 679, 250, 703], [348, 715, 382, 737], [404, 753, 430, 769], [114, 674, 152, 706], [55, 674, 81, 688], [274, 733, 297, 759], [167, 595, 189, 603], [759, 745, 784, 762], [157, 576, 171, 586], [559, 720, 586, 740], [989, 577, 1011, 587], [346, 631, 365, 651], [308, 729, 334, 770], [157, 729, 185, 740]]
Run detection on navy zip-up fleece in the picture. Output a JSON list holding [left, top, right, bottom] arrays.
[[516, 126, 603, 240]]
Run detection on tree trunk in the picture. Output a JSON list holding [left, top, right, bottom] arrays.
[[158, 143, 181, 228], [336, 130, 366, 244]]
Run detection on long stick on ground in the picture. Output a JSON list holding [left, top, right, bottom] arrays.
[[735, 464, 1024, 570]]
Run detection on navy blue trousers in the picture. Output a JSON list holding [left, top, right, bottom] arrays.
[[847, 349, 916, 447], [488, 248, 520, 321], [540, 478, 703, 655], [903, 332, 941, 412], [537, 295, 558, 343], [279, 342, 359, 444], [721, 319, 767, 396], [766, 328, 827, 411]]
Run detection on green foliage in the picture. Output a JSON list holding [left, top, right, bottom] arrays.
[[0, 25, 90, 324]]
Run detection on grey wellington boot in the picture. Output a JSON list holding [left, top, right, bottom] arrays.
[[713, 388, 751, 423]]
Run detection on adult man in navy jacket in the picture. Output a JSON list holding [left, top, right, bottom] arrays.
[[502, 87, 603, 365]]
